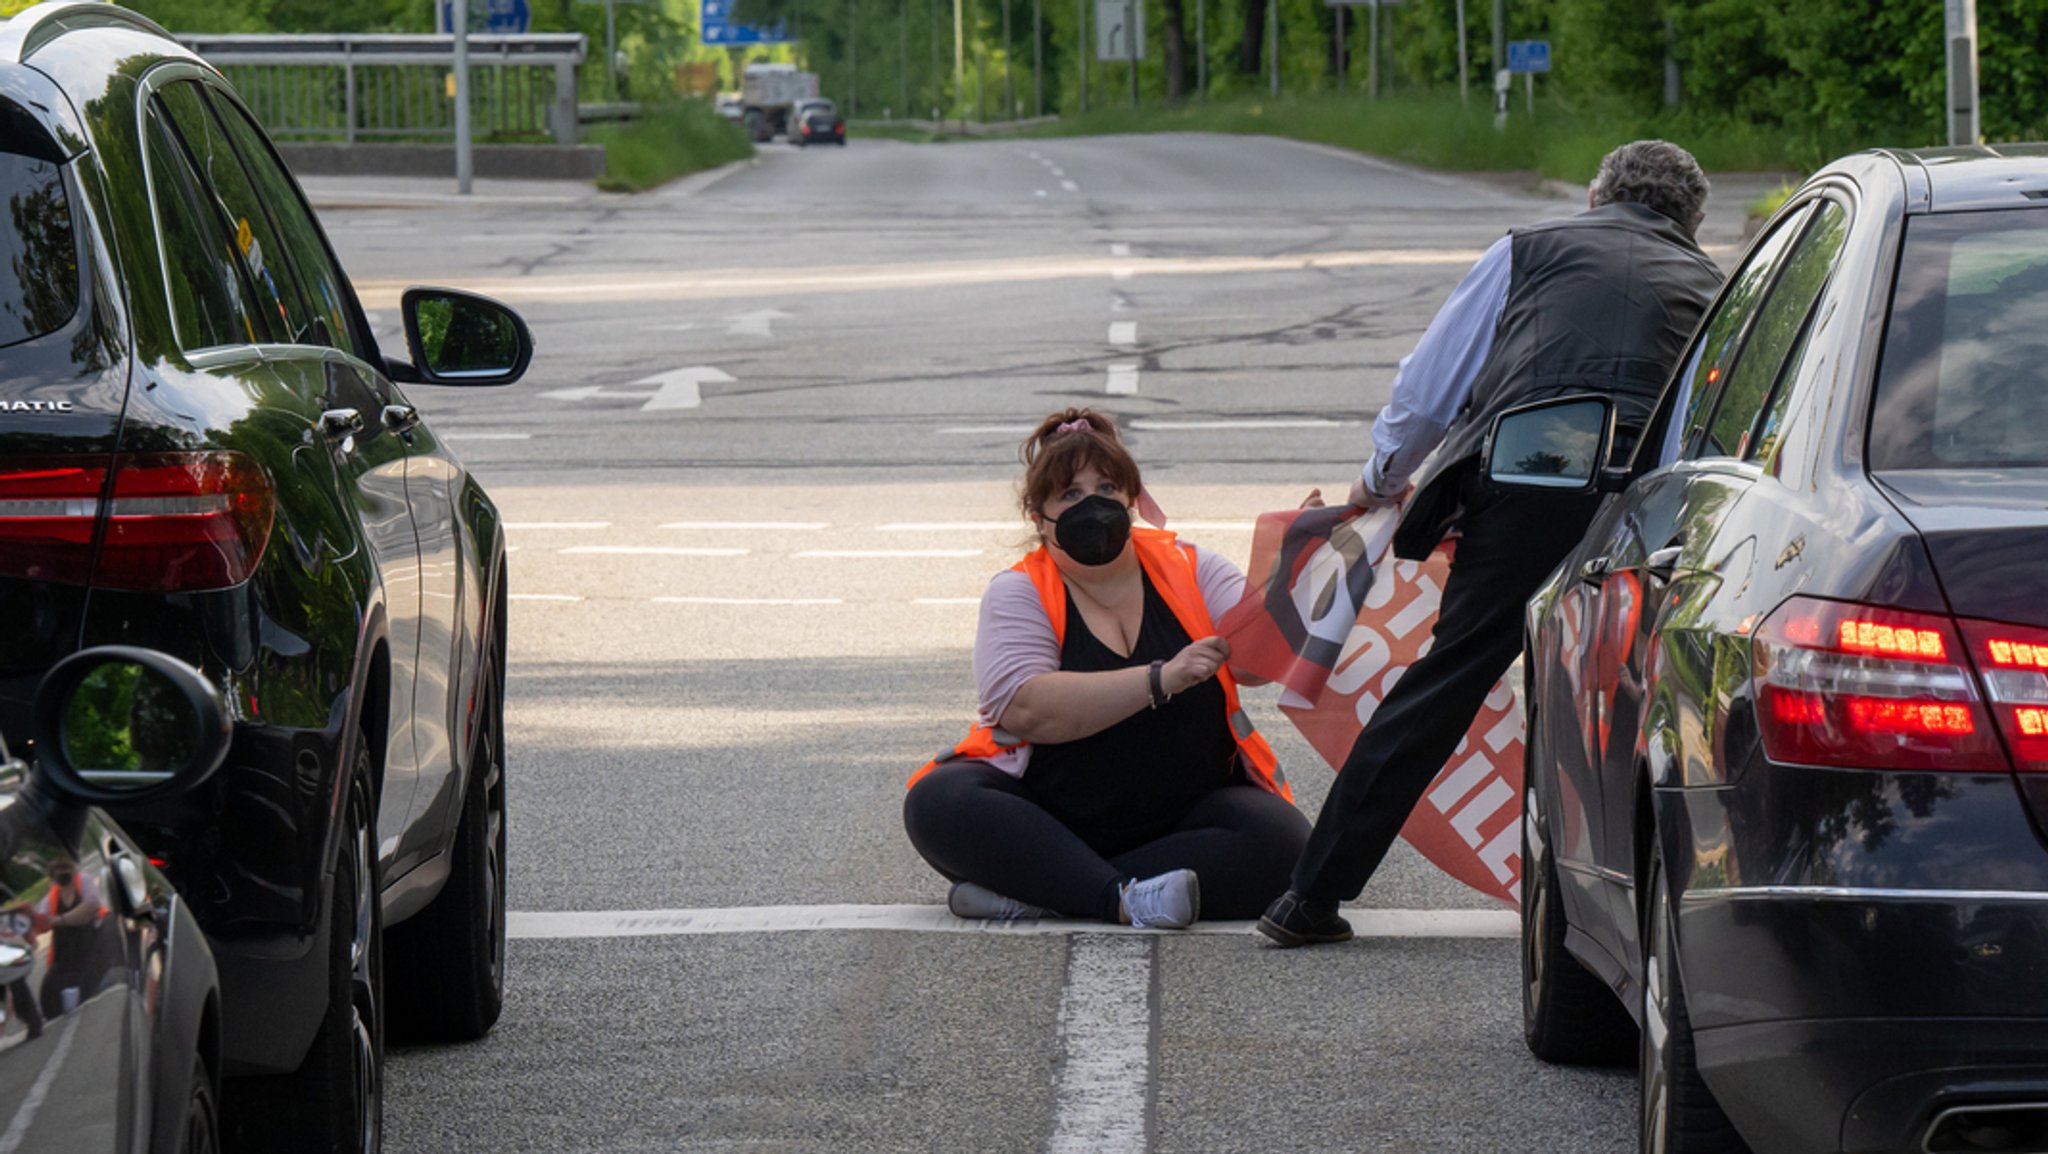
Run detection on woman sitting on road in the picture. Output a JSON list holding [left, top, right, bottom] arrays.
[[903, 408, 1310, 928]]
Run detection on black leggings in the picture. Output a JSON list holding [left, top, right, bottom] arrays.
[[903, 762, 1311, 921]]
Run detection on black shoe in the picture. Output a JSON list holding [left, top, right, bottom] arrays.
[[1256, 891, 1354, 948]]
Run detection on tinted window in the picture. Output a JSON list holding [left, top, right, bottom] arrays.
[[1699, 201, 1850, 459], [144, 103, 268, 350], [156, 82, 314, 345], [1872, 209, 2048, 469], [0, 153, 79, 350], [203, 89, 365, 361], [1665, 205, 1814, 461]]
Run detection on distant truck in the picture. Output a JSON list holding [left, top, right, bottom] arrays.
[[741, 62, 820, 141]]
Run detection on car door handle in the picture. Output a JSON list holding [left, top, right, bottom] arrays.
[[382, 404, 421, 437], [1644, 545, 1684, 582], [1579, 556, 1612, 586], [320, 408, 365, 444]]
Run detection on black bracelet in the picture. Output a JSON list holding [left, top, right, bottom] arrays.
[[1148, 659, 1169, 710]]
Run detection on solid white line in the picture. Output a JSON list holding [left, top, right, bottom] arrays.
[[509, 594, 584, 602], [1048, 936, 1151, 1154], [795, 548, 983, 558], [440, 432, 533, 441], [1061, 179, 1080, 192], [1110, 243, 1131, 257], [1111, 265, 1133, 281], [505, 521, 612, 530], [507, 905, 1518, 939], [652, 596, 842, 605], [1128, 418, 1363, 431], [876, 521, 1019, 531], [1106, 362, 1140, 395], [913, 597, 984, 605], [560, 545, 749, 556], [0, 1015, 79, 1154], [1108, 321, 1137, 347], [661, 520, 830, 531]]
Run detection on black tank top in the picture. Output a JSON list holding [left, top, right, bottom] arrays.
[[1023, 572, 1238, 854]]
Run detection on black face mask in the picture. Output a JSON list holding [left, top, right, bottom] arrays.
[[1047, 495, 1132, 566]]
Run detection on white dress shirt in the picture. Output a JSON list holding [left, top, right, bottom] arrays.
[[1364, 235, 1514, 497]]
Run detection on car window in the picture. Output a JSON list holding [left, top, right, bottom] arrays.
[[1697, 200, 1851, 460], [1666, 205, 1814, 462], [1747, 203, 1851, 467], [0, 151, 79, 350], [1871, 208, 2048, 469], [201, 87, 366, 362], [143, 101, 269, 350], [155, 81, 317, 347]]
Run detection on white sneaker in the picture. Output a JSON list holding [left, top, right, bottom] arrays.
[[1120, 869, 1201, 929], [948, 882, 1048, 920]]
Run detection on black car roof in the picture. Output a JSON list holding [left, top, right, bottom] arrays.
[[1, 0, 185, 65], [1876, 144, 2048, 214]]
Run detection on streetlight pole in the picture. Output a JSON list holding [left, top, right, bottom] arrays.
[[1454, 0, 1468, 102], [851, 0, 860, 117], [1034, 0, 1042, 116], [1195, 0, 1204, 97], [1946, 0, 1979, 145], [1267, 0, 1277, 94], [1125, 0, 1137, 107], [1078, 0, 1088, 111], [953, 0, 964, 120], [454, 0, 471, 193]]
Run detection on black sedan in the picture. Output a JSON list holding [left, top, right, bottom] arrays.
[[1, 4, 521, 1149], [793, 98, 846, 147], [0, 647, 233, 1154], [1506, 145, 2048, 1154]]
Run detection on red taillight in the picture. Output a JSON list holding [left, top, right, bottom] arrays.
[[1752, 597, 2006, 771], [0, 452, 273, 591], [1959, 618, 2048, 771]]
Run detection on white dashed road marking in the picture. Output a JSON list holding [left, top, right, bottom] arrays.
[[875, 521, 1018, 531], [559, 545, 750, 557], [794, 548, 983, 558], [509, 594, 585, 602], [1128, 418, 1362, 431], [1110, 243, 1131, 257], [1108, 321, 1137, 347], [662, 520, 831, 531], [652, 596, 843, 606], [1061, 179, 1080, 192], [505, 521, 612, 530], [1106, 362, 1140, 395], [440, 432, 533, 441], [1047, 936, 1153, 1154]]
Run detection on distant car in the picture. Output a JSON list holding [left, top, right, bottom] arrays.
[[792, 99, 845, 147], [0, 647, 233, 1154], [1508, 144, 2048, 1153], [2, 4, 522, 1151], [714, 92, 743, 121]]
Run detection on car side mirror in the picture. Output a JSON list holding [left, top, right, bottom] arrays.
[[32, 648, 232, 806], [399, 287, 534, 387], [1485, 396, 1629, 494]]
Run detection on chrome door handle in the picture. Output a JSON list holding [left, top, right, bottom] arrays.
[[1579, 556, 1612, 585], [1644, 545, 1684, 582], [319, 408, 365, 444], [382, 404, 421, 436]]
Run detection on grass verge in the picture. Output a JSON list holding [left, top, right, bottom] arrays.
[[587, 101, 755, 193], [993, 91, 1856, 184]]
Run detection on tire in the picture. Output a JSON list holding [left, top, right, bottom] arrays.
[[226, 746, 382, 1154], [386, 653, 507, 1043], [1641, 830, 1748, 1154], [1522, 778, 1636, 1066], [179, 1055, 221, 1154]]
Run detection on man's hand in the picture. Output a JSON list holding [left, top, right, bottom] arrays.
[[1347, 477, 1409, 511]]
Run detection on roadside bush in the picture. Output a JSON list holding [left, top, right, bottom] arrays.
[[588, 99, 754, 192]]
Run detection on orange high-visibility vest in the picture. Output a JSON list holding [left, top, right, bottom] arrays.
[[909, 528, 1292, 802]]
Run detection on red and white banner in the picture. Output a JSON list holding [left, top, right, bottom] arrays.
[[1218, 505, 1524, 906]]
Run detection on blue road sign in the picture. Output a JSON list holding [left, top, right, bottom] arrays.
[[702, 0, 790, 44], [442, 0, 530, 32], [1507, 39, 1550, 74]]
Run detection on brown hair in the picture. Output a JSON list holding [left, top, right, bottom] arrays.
[[1018, 407, 1143, 521]]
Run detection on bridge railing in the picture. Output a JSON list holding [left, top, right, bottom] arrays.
[[174, 33, 588, 145]]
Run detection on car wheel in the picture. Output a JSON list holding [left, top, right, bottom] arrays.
[[1522, 772, 1634, 1065], [227, 742, 382, 1154], [387, 651, 507, 1042], [179, 1055, 220, 1154], [1641, 829, 1747, 1154]]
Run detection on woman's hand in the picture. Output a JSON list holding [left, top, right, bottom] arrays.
[[1163, 636, 1232, 696], [1347, 477, 1411, 511], [1300, 488, 1326, 509]]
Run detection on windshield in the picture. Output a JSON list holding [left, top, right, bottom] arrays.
[[0, 152, 80, 351], [1871, 208, 2048, 470]]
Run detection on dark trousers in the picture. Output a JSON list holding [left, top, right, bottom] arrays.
[[1290, 484, 1602, 903], [905, 762, 1309, 921]]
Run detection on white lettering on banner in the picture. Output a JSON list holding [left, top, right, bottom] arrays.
[[1292, 524, 1372, 654], [1450, 777, 1516, 848], [1479, 824, 1521, 891], [1483, 684, 1522, 751], [1356, 662, 1409, 726], [1428, 752, 1495, 814], [1386, 570, 1440, 640], [1326, 624, 1390, 697]]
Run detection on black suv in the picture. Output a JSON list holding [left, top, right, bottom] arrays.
[[1, 4, 526, 1149]]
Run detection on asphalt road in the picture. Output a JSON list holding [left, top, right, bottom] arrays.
[[296, 133, 1770, 1153]]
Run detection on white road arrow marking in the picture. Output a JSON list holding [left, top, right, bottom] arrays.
[[725, 308, 792, 337], [538, 366, 734, 412]]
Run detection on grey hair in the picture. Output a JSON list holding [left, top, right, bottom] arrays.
[[1589, 140, 1710, 234]]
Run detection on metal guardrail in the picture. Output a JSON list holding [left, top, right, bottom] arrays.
[[174, 34, 589, 146]]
